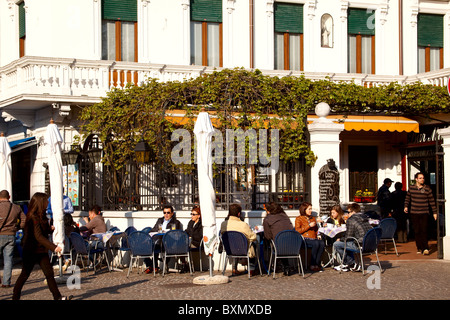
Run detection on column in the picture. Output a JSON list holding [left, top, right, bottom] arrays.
[[437, 127, 450, 260], [307, 102, 344, 212]]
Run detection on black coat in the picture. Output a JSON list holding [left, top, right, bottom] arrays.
[[185, 219, 203, 248], [263, 212, 293, 241], [151, 216, 182, 232]]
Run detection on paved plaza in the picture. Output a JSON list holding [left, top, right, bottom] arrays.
[[1, 258, 449, 301], [1, 240, 449, 318]]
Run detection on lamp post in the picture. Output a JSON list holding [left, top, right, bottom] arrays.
[[134, 139, 151, 164], [64, 145, 81, 165]]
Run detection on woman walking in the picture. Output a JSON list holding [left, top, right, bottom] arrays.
[[12, 192, 72, 300]]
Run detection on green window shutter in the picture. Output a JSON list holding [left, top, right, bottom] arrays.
[[19, 2, 26, 38], [190, 0, 222, 23], [418, 14, 443, 48], [102, 0, 137, 22], [274, 3, 303, 34], [348, 8, 375, 36]]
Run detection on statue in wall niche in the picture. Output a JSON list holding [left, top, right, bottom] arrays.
[[318, 158, 340, 216], [321, 14, 333, 48]]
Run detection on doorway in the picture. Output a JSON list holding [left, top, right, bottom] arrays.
[[11, 147, 32, 202]]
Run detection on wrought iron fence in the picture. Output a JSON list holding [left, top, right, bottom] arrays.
[[96, 159, 309, 212]]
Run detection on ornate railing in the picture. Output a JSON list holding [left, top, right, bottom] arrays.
[[1, 56, 449, 107]]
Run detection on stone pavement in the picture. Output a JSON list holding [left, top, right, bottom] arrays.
[[1, 240, 450, 307], [1, 258, 450, 302]]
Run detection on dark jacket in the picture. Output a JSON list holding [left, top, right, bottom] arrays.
[[263, 212, 293, 241], [185, 219, 203, 248], [151, 216, 182, 232], [21, 214, 57, 255], [377, 184, 392, 210], [344, 213, 373, 244]]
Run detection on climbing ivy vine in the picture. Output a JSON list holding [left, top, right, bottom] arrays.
[[80, 67, 450, 174]]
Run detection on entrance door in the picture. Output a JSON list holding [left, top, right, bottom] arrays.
[[348, 145, 378, 201], [11, 147, 31, 202], [407, 141, 444, 258]]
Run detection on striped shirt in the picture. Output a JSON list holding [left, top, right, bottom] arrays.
[[404, 184, 437, 215]]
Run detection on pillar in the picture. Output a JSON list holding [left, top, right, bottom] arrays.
[[308, 102, 344, 211], [437, 126, 450, 260]]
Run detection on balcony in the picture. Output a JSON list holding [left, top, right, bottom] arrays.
[[1, 55, 449, 110]]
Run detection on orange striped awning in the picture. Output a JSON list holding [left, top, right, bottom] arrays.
[[165, 110, 419, 133], [307, 115, 419, 133]]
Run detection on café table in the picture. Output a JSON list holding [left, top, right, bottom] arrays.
[[253, 226, 270, 274], [90, 231, 126, 272], [318, 225, 346, 239], [318, 225, 346, 268]]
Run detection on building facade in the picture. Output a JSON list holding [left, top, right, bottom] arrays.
[[1, 0, 450, 258]]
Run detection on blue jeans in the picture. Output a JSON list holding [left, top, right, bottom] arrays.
[[0, 235, 16, 286], [304, 238, 325, 267], [333, 240, 359, 265]]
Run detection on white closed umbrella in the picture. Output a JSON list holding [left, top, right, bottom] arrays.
[[193, 111, 227, 285], [194, 111, 217, 259], [44, 121, 65, 251], [0, 133, 12, 198]]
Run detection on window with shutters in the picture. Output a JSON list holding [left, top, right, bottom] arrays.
[[18, 1, 26, 57], [190, 0, 223, 67], [274, 2, 303, 71], [101, 0, 138, 62], [417, 14, 444, 73], [347, 8, 375, 74]]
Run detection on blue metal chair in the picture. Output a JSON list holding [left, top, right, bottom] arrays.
[[161, 230, 192, 276], [189, 238, 204, 272], [141, 227, 152, 234], [127, 231, 156, 277], [341, 227, 383, 275], [379, 218, 399, 256], [117, 226, 137, 266], [15, 230, 23, 258], [220, 231, 262, 279], [269, 230, 305, 279], [70, 232, 110, 275]]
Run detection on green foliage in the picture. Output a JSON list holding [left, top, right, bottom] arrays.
[[79, 68, 450, 174]]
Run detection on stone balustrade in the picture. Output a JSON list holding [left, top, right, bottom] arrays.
[[1, 56, 449, 108]]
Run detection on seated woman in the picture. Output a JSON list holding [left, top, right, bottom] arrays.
[[185, 205, 202, 248], [181, 206, 203, 272], [263, 202, 295, 276], [326, 205, 346, 227], [295, 202, 325, 272], [322, 205, 347, 245]]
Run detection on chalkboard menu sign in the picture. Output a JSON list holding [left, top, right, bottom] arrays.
[[319, 159, 340, 215]]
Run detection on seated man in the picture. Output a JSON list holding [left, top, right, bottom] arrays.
[[220, 204, 257, 276], [150, 205, 182, 232], [333, 202, 373, 272], [145, 205, 182, 273], [80, 205, 106, 236], [80, 205, 107, 265]]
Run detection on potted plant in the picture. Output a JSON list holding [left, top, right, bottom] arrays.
[[354, 190, 363, 202], [362, 189, 375, 203]]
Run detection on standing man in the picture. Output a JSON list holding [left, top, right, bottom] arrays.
[[377, 178, 393, 219], [404, 172, 437, 255], [0, 190, 26, 288]]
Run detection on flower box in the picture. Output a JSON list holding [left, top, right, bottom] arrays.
[[355, 196, 375, 203], [362, 196, 376, 203]]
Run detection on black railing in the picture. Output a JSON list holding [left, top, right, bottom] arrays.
[[95, 159, 309, 211]]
